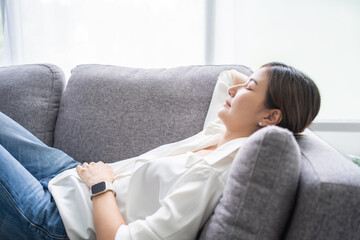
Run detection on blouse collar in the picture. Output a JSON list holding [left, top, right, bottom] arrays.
[[204, 137, 248, 165]]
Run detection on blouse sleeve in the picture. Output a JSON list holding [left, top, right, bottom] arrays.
[[114, 167, 224, 240], [203, 70, 234, 129]]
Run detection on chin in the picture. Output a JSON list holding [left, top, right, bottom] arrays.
[[217, 109, 225, 121], [217, 110, 229, 126]]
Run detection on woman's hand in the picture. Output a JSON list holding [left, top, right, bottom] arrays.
[[230, 69, 249, 85], [76, 161, 114, 188]]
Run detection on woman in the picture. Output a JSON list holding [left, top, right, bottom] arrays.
[[0, 62, 320, 240]]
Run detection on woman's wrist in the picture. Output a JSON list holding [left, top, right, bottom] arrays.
[[90, 181, 117, 200], [91, 190, 114, 201]]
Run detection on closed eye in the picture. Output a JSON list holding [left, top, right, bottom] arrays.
[[245, 84, 254, 91], [246, 81, 257, 90]]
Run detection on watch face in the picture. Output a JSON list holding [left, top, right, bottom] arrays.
[[91, 182, 106, 194]]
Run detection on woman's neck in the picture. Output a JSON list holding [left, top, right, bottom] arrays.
[[195, 130, 250, 156], [216, 130, 250, 148]]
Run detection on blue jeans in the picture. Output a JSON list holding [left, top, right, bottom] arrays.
[[0, 112, 80, 240]]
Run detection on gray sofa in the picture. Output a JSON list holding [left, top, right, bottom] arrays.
[[0, 63, 359, 240]]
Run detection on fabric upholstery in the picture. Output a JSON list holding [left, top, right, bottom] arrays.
[[283, 130, 360, 240], [0, 64, 65, 146], [53, 64, 252, 163], [199, 126, 301, 240]]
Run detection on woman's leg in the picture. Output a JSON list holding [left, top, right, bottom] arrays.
[[0, 112, 79, 181], [0, 144, 68, 240]]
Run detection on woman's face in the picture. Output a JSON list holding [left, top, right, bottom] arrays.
[[218, 67, 270, 136]]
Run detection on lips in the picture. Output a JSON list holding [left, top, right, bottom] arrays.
[[225, 99, 231, 107]]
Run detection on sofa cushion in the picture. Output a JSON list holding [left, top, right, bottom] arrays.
[[199, 126, 301, 240], [53, 64, 252, 163], [283, 130, 360, 240], [0, 64, 65, 146]]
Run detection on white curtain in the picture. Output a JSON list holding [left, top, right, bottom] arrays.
[[211, 0, 360, 121], [1, 0, 206, 78], [1, 0, 23, 65]]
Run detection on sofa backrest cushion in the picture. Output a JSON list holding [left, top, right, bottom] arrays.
[[53, 64, 252, 163], [0, 64, 65, 146], [198, 126, 301, 240], [283, 130, 360, 240]]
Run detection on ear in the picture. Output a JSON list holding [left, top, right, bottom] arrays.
[[261, 109, 282, 126]]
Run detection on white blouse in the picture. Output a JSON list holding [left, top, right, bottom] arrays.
[[48, 70, 246, 240]]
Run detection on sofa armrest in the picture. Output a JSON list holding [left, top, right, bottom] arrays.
[[0, 64, 65, 146], [199, 126, 301, 240]]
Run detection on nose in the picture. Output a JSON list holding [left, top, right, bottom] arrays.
[[228, 87, 235, 97], [228, 84, 245, 97]]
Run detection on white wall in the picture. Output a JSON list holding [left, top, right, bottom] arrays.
[[310, 122, 360, 156]]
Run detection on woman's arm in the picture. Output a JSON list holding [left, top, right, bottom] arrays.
[[230, 69, 249, 85], [76, 162, 126, 240], [92, 191, 125, 240]]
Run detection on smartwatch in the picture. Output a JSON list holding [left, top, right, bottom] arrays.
[[90, 181, 117, 200]]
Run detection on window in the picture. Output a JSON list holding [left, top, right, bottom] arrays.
[[1, 0, 359, 122], [0, 0, 206, 79], [211, 0, 360, 121]]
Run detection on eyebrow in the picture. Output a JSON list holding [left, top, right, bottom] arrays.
[[249, 78, 258, 86]]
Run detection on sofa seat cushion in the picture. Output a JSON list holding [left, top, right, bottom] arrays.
[[53, 64, 252, 163], [199, 126, 301, 240], [0, 64, 65, 146]]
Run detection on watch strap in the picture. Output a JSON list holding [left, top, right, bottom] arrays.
[[90, 181, 117, 200]]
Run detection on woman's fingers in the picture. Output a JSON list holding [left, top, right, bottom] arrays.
[[75, 161, 114, 188], [82, 161, 101, 167]]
